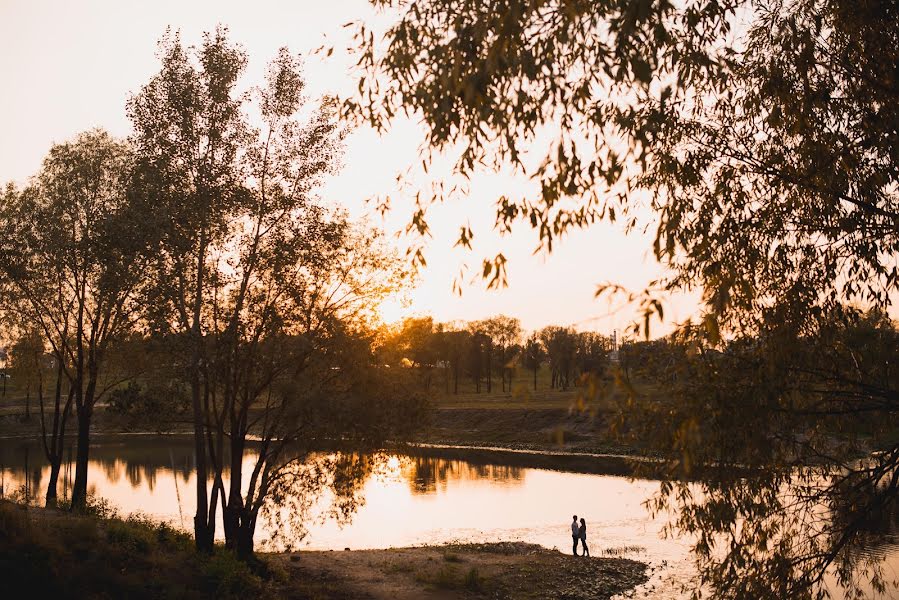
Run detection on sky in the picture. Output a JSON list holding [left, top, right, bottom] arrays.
[[0, 0, 699, 337]]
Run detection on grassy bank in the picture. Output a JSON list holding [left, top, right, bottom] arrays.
[[0, 499, 267, 599], [0, 500, 648, 600]]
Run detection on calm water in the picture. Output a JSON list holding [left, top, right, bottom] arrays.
[[0, 435, 897, 599]]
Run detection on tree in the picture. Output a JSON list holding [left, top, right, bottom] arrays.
[[7, 329, 43, 420], [349, 1, 899, 596], [380, 316, 438, 390], [522, 333, 544, 391], [4, 327, 75, 505], [346, 0, 741, 288], [0, 131, 153, 510], [573, 332, 609, 382], [466, 324, 489, 393], [482, 315, 521, 392], [130, 29, 419, 558], [539, 326, 576, 390], [434, 325, 470, 394]]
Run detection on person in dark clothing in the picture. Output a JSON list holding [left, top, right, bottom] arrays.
[[571, 515, 579, 556], [578, 518, 589, 557]]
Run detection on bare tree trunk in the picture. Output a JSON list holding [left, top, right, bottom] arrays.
[[191, 372, 213, 551], [45, 462, 61, 505], [70, 408, 91, 509], [486, 346, 492, 393]]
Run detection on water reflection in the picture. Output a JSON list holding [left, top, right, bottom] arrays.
[[4, 435, 899, 598], [402, 456, 524, 494]]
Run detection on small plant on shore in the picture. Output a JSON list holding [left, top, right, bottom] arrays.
[[602, 545, 646, 556], [464, 567, 482, 591], [432, 564, 459, 589]]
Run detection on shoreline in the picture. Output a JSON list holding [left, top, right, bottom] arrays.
[[1, 500, 650, 600], [0, 429, 662, 481], [273, 541, 650, 600]]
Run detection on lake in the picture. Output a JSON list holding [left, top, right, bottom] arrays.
[[0, 435, 896, 598]]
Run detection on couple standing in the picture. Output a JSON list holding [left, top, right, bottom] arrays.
[[571, 515, 589, 557]]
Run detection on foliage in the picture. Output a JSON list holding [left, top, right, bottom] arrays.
[[0, 499, 264, 600], [613, 308, 899, 599], [349, 0, 899, 597], [106, 380, 189, 430], [346, 0, 743, 285], [0, 129, 154, 508], [128, 27, 421, 556]]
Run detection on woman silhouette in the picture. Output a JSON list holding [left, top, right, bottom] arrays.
[[578, 518, 589, 557]]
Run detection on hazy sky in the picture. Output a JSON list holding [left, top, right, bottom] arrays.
[[0, 0, 699, 336]]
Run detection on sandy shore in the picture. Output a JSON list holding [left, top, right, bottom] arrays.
[[272, 541, 648, 600]]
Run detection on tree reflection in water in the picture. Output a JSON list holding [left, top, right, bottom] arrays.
[[401, 456, 524, 494]]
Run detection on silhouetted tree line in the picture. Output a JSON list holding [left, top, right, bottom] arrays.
[[377, 316, 613, 394]]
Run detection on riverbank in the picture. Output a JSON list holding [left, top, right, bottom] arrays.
[[0, 500, 648, 600], [426, 406, 641, 455], [277, 541, 648, 600], [0, 403, 640, 455]]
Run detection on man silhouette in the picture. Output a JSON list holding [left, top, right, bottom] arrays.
[[571, 515, 579, 556]]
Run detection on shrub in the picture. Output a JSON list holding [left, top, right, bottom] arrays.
[[200, 549, 264, 599], [464, 567, 482, 591]]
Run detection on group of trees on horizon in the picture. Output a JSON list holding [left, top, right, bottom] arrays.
[[376, 315, 614, 394]]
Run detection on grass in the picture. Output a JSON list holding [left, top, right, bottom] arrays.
[[0, 498, 268, 599], [416, 562, 486, 592]]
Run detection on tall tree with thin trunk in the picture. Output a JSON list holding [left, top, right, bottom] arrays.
[[129, 29, 417, 557], [0, 131, 152, 510], [523, 333, 544, 391], [128, 28, 249, 550]]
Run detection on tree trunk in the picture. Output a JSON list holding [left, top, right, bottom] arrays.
[[70, 410, 91, 510], [533, 365, 538, 390], [224, 435, 245, 550], [45, 460, 61, 505], [24, 390, 30, 420], [223, 504, 240, 549], [191, 374, 213, 552], [236, 518, 255, 560], [486, 351, 492, 393]]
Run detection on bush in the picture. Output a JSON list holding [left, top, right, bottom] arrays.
[[106, 381, 189, 430], [0, 499, 265, 599], [200, 549, 264, 599], [464, 567, 482, 591]]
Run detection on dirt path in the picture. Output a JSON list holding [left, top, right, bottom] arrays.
[[272, 542, 648, 600]]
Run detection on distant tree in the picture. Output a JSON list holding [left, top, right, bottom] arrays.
[[539, 326, 576, 390], [522, 333, 544, 391], [435, 326, 469, 395], [465, 324, 490, 393], [573, 332, 609, 382], [381, 316, 438, 390], [482, 315, 521, 392], [7, 329, 43, 420], [0, 130, 154, 510]]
